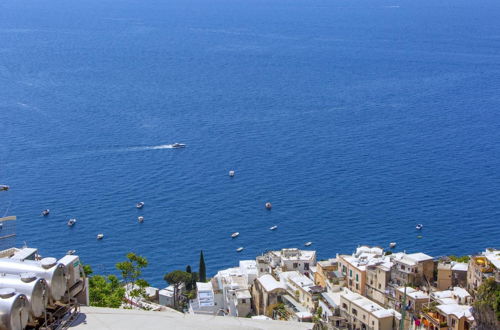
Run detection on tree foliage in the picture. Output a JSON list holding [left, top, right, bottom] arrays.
[[164, 270, 192, 309], [116, 253, 149, 306], [89, 275, 125, 308], [473, 278, 500, 329], [448, 255, 470, 263], [199, 250, 206, 283]]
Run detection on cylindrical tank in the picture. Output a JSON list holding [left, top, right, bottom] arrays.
[[0, 258, 66, 302], [0, 273, 47, 318], [0, 288, 29, 330]]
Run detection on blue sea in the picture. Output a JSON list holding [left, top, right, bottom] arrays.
[[1, 0, 499, 287]]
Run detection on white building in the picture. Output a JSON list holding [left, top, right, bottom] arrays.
[[256, 249, 316, 277], [211, 260, 257, 317], [189, 282, 219, 315]]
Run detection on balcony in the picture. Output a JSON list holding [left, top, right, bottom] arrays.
[[421, 303, 448, 330]]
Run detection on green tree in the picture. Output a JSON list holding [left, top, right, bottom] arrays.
[[164, 270, 192, 309], [89, 275, 125, 308], [186, 265, 193, 290], [199, 250, 206, 282], [82, 264, 93, 276], [473, 278, 500, 329], [116, 253, 149, 306], [190, 271, 199, 292], [449, 255, 470, 263]]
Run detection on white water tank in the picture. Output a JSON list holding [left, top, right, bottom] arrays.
[[0, 288, 29, 330], [0, 273, 47, 319], [0, 258, 66, 302]]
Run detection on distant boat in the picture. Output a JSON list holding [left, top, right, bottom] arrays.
[[304, 242, 312, 247], [67, 218, 77, 227], [41, 209, 50, 216], [229, 170, 235, 177], [265, 202, 272, 210], [270, 225, 278, 231], [236, 247, 244, 252], [97, 234, 104, 240], [171, 143, 186, 149], [136, 202, 144, 209], [138, 216, 144, 223], [0, 185, 9, 191], [389, 242, 397, 248], [67, 250, 76, 255], [416, 224, 423, 230], [231, 232, 239, 238]]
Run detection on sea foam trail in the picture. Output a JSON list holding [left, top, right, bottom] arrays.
[[125, 144, 174, 151]]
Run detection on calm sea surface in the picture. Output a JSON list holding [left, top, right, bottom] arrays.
[[1, 0, 499, 286]]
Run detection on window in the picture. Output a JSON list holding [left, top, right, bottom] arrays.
[[363, 315, 366, 320], [304, 263, 309, 270], [352, 308, 357, 316], [356, 274, 359, 282], [378, 284, 381, 289], [452, 319, 456, 327], [342, 303, 347, 310], [401, 265, 405, 270], [356, 283, 359, 290], [242, 299, 246, 304], [293, 263, 298, 268], [350, 270, 353, 277], [349, 279, 353, 286]]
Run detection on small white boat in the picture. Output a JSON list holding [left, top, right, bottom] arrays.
[[265, 202, 272, 210], [304, 242, 312, 247], [66, 250, 76, 255], [229, 170, 235, 177], [231, 232, 239, 238], [67, 218, 77, 227], [171, 143, 186, 149], [270, 225, 278, 230], [236, 247, 244, 252], [416, 224, 423, 230], [138, 216, 144, 223], [41, 209, 50, 216], [136, 202, 144, 209], [390, 242, 397, 248], [97, 234, 104, 240]]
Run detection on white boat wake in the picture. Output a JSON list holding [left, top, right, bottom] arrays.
[[127, 144, 175, 151]]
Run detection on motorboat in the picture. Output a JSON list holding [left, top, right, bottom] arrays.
[[270, 225, 278, 230], [0, 185, 9, 191], [67, 218, 77, 227], [41, 209, 50, 216], [265, 202, 272, 210], [416, 224, 423, 230], [390, 242, 397, 248], [304, 242, 312, 247], [231, 232, 239, 238], [66, 250, 76, 255], [138, 216, 144, 223], [171, 143, 186, 149], [236, 247, 244, 252], [136, 202, 144, 209], [229, 170, 235, 177], [97, 234, 104, 240]]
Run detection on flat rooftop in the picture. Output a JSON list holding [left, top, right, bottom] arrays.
[[70, 307, 313, 330]]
